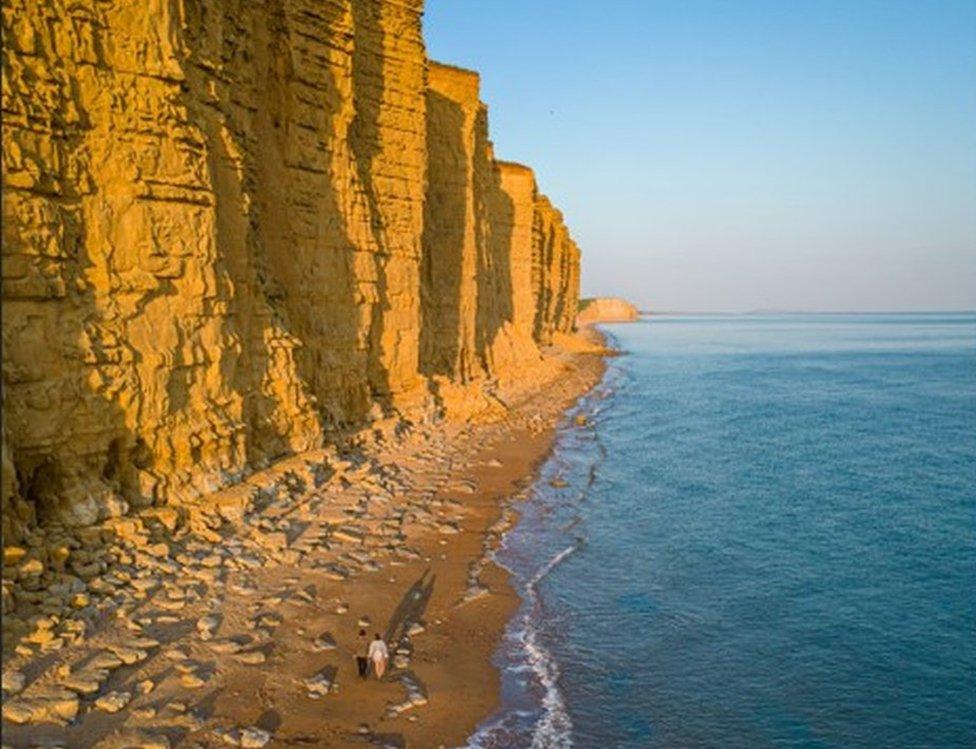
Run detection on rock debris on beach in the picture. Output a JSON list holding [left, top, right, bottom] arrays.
[[1, 343, 605, 746]]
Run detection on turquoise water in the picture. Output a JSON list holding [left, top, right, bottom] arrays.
[[468, 313, 976, 748]]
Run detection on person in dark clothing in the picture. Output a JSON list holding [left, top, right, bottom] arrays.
[[355, 628, 370, 679]]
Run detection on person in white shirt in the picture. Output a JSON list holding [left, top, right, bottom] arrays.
[[368, 633, 389, 679]]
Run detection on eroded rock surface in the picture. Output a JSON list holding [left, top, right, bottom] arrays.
[[1, 1, 582, 541], [1, 0, 582, 598]]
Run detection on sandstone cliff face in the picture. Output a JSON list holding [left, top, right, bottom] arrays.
[[577, 297, 640, 324], [532, 196, 580, 345], [420, 63, 483, 383], [1, 0, 582, 538], [483, 161, 542, 373]]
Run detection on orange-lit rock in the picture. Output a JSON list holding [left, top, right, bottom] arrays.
[[1, 0, 582, 538], [577, 298, 640, 324]]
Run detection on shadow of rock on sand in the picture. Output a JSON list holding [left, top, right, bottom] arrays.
[[256, 708, 282, 733], [383, 569, 435, 645]]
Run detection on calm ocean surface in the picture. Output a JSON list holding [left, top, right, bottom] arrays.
[[467, 313, 976, 749]]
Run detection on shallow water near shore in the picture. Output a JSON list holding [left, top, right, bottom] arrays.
[[467, 313, 976, 748]]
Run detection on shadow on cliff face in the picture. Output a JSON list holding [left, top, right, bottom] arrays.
[[420, 89, 467, 382], [177, 1, 312, 473], [2, 20, 159, 533], [533, 212, 557, 345], [350, 0, 404, 414], [4, 215, 194, 530], [9, 0, 428, 536], [479, 146, 516, 371], [4, 239, 140, 532], [246, 0, 375, 432], [177, 0, 390, 477], [551, 235, 571, 335]]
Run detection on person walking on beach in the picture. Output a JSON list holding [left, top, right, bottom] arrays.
[[368, 633, 389, 680], [354, 629, 370, 679]]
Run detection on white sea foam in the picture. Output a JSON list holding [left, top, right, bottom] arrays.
[[528, 544, 577, 591], [464, 391, 608, 749], [463, 544, 579, 749], [524, 613, 573, 749], [523, 544, 578, 748]]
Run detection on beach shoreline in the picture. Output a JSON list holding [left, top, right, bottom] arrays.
[[1, 328, 609, 748]]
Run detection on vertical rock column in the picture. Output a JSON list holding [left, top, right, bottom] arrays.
[[531, 195, 581, 344], [150, 0, 429, 446], [494, 163, 539, 337], [349, 0, 427, 410], [483, 161, 543, 371], [180, 0, 330, 470], [532, 196, 558, 344], [192, 0, 429, 425], [184, 0, 370, 436], [420, 62, 485, 382], [562, 239, 582, 333]]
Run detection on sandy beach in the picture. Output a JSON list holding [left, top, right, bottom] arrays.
[[1, 330, 607, 749]]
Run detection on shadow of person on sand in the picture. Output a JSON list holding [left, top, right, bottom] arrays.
[[368, 731, 406, 748], [383, 569, 436, 646]]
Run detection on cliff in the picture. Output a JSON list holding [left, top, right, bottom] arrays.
[[577, 297, 640, 324], [1, 1, 583, 541], [532, 196, 580, 344], [420, 62, 484, 383]]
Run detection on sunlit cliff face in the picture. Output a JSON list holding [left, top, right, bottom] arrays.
[[1, 0, 582, 537]]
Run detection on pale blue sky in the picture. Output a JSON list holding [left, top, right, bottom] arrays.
[[424, 0, 976, 312]]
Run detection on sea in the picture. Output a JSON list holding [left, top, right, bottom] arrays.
[[465, 313, 976, 749]]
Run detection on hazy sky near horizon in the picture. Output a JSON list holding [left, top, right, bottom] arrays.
[[424, 0, 976, 312]]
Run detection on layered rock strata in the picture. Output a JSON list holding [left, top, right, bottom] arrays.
[[420, 62, 484, 382], [1, 0, 582, 539], [532, 196, 581, 344], [484, 161, 542, 372]]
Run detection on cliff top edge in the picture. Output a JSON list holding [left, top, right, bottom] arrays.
[[495, 160, 535, 177], [428, 60, 481, 86]]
